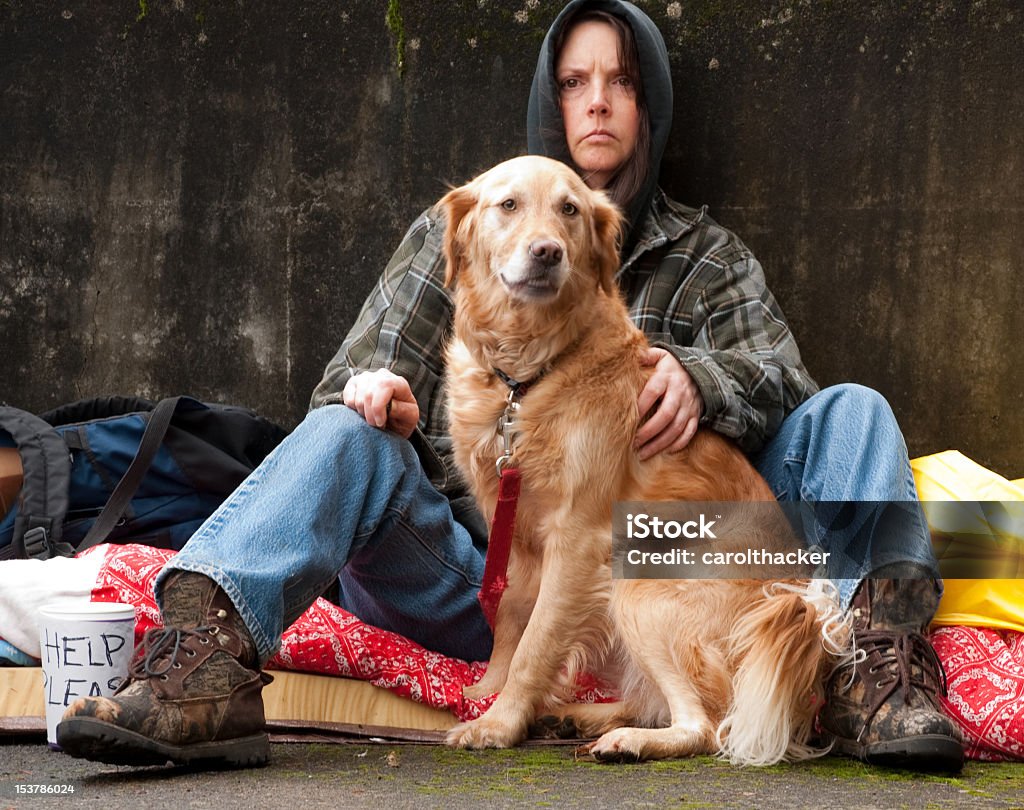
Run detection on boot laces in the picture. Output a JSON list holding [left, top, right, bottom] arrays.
[[854, 629, 949, 739], [129, 625, 221, 680]]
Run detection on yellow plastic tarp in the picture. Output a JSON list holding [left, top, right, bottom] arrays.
[[912, 450, 1024, 632]]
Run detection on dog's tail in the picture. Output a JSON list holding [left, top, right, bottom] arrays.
[[716, 580, 847, 766]]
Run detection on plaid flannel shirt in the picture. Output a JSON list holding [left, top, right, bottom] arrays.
[[310, 188, 818, 499]]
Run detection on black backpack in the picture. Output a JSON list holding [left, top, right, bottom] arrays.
[[0, 396, 289, 560]]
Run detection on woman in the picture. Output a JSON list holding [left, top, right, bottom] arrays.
[[58, 0, 961, 772]]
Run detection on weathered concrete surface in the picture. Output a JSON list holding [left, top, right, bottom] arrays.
[[1, 1, 1021, 475], [2, 741, 1024, 809]]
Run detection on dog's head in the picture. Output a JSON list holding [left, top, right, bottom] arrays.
[[440, 156, 623, 306]]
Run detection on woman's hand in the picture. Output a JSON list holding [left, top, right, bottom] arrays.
[[342, 369, 420, 439], [634, 347, 703, 460]]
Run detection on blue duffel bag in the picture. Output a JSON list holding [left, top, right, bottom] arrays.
[[0, 396, 288, 560]]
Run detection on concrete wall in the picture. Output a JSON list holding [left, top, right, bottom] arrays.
[[1, 1, 1021, 476]]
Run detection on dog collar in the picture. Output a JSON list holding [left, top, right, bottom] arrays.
[[492, 367, 542, 398]]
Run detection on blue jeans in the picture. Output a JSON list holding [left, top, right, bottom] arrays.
[[159, 384, 935, 663], [159, 404, 493, 664], [752, 383, 937, 608]]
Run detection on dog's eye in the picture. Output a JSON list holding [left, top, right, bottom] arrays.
[[501, 198, 516, 211], [562, 202, 578, 217]]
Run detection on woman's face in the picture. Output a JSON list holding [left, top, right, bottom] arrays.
[[556, 19, 641, 190]]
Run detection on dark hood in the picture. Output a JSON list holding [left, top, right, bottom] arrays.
[[527, 0, 673, 247]]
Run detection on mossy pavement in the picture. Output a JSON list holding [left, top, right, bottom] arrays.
[[2, 740, 1023, 809]]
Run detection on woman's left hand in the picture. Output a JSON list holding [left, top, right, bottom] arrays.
[[634, 347, 704, 460]]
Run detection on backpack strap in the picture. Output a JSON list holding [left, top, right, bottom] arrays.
[[40, 396, 156, 428], [74, 396, 184, 553], [0, 406, 75, 560]]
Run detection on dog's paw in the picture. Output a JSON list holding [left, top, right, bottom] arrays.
[[580, 728, 644, 763], [446, 716, 524, 750], [461, 681, 497, 701], [462, 667, 506, 700]]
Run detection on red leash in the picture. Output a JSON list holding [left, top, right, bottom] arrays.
[[478, 466, 521, 629], [477, 369, 538, 630]]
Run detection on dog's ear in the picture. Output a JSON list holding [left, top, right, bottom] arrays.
[[590, 194, 624, 294], [439, 183, 477, 288]]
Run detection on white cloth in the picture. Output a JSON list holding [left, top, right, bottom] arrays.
[[0, 550, 108, 657]]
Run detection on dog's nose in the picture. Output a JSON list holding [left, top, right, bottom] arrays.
[[529, 240, 563, 267]]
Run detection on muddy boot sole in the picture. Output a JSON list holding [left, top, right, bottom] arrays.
[[833, 733, 964, 773], [56, 717, 270, 769]]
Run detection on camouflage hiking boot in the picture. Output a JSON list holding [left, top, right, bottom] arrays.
[[818, 578, 963, 772], [56, 572, 272, 769]]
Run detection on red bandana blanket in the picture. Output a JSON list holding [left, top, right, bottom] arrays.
[[85, 544, 612, 723], [931, 625, 1024, 761]]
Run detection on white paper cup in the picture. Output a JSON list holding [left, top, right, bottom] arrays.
[[38, 602, 137, 750]]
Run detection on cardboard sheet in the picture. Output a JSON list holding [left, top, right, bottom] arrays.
[[0, 667, 455, 739]]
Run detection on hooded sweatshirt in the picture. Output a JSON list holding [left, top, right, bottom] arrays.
[[527, 0, 673, 251]]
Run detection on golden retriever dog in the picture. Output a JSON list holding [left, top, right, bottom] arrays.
[[440, 155, 843, 764]]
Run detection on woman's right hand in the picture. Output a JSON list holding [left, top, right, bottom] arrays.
[[342, 369, 420, 438]]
